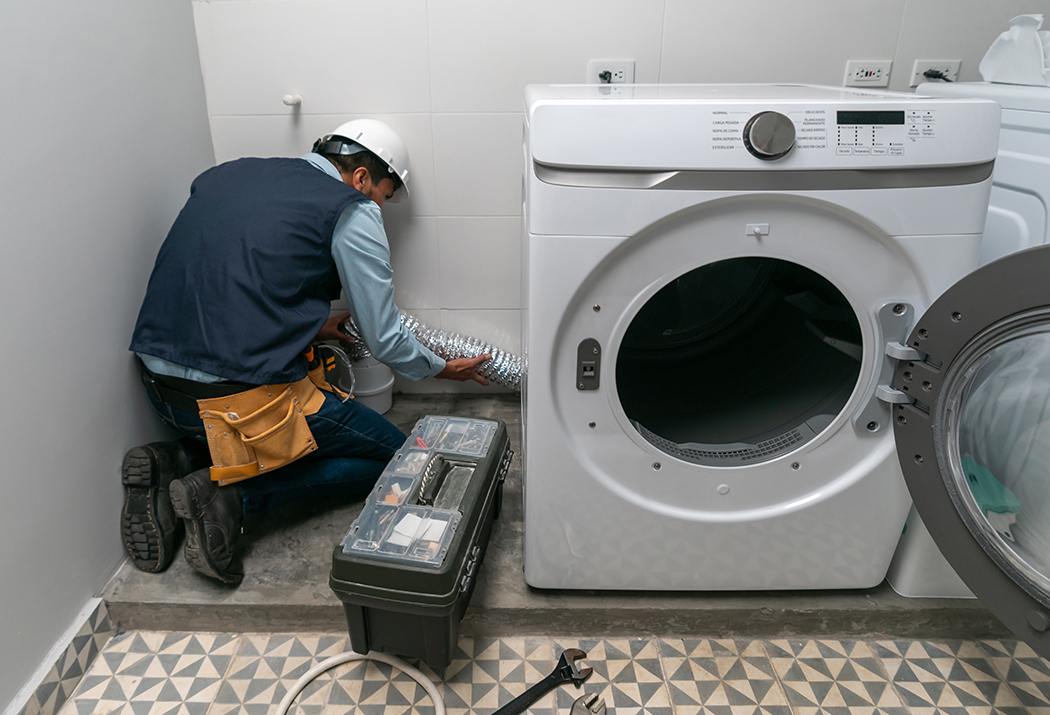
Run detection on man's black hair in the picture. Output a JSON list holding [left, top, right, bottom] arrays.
[[323, 148, 403, 193]]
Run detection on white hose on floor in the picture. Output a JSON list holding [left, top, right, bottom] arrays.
[[273, 650, 445, 715]]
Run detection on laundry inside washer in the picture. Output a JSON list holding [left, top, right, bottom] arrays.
[[617, 256, 861, 466]]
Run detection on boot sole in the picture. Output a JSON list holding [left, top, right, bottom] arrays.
[[170, 478, 243, 585], [121, 447, 179, 573]]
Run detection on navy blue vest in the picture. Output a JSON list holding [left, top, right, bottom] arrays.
[[130, 157, 367, 384]]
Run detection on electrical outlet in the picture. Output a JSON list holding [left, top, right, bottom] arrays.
[[844, 60, 892, 87], [911, 60, 961, 87], [587, 60, 635, 84]]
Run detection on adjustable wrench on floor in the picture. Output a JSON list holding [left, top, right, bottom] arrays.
[[490, 648, 593, 715]]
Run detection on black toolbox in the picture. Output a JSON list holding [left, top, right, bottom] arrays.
[[330, 415, 512, 668]]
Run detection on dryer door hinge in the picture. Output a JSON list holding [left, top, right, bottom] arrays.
[[873, 342, 926, 406], [885, 341, 924, 361], [852, 303, 918, 434], [876, 384, 913, 404]]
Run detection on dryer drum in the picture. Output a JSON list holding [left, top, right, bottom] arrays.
[[616, 257, 863, 467]]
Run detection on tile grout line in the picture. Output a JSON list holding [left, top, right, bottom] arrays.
[[653, 636, 677, 715], [758, 638, 796, 715], [866, 637, 915, 715]]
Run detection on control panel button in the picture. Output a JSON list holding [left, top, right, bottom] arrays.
[[836, 147, 852, 156], [743, 111, 796, 161], [872, 147, 888, 156]]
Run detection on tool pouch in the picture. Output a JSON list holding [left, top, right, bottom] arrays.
[[198, 377, 326, 486], [308, 360, 350, 401]]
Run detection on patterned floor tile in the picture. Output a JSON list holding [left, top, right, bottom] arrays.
[[766, 639, 907, 715], [322, 656, 443, 715], [209, 633, 347, 715], [63, 632, 238, 715], [659, 638, 790, 715], [440, 637, 555, 715], [26, 601, 114, 715], [980, 640, 1050, 714], [553, 639, 671, 715], [872, 639, 1026, 715]]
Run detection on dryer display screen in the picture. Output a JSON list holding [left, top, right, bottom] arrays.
[[616, 257, 862, 467], [837, 110, 905, 125]]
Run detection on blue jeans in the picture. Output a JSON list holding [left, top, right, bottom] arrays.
[[146, 389, 406, 514]]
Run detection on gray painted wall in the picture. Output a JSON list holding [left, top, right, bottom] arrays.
[[0, 0, 214, 707]]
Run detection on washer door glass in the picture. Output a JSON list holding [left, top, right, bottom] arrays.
[[616, 257, 862, 466], [945, 319, 1050, 600]]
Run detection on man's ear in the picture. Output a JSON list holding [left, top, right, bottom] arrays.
[[351, 166, 371, 190]]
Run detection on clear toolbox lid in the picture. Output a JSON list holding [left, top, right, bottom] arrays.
[[339, 416, 498, 567], [417, 416, 496, 457]]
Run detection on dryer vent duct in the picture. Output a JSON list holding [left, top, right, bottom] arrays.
[[342, 313, 526, 391]]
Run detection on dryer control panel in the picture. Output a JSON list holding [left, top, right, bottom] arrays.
[[526, 84, 1000, 171]]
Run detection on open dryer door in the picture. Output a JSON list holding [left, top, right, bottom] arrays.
[[893, 244, 1050, 658]]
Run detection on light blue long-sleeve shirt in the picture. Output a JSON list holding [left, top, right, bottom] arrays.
[[140, 154, 444, 384]]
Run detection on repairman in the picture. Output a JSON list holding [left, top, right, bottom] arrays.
[[124, 120, 490, 585]]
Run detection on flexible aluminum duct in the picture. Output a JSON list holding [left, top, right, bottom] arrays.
[[342, 313, 526, 391]]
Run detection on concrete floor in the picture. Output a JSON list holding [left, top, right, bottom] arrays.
[[103, 393, 1010, 640]]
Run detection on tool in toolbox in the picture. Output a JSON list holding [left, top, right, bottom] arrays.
[[570, 693, 607, 715], [490, 648, 593, 715]]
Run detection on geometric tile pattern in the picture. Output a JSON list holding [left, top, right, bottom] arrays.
[[872, 639, 1027, 715], [56, 632, 1050, 715], [68, 632, 238, 715], [767, 640, 906, 715], [212, 634, 347, 715], [325, 654, 441, 715], [19, 601, 114, 715], [441, 637, 555, 715], [980, 640, 1050, 715], [661, 638, 791, 715], [552, 639, 672, 715]]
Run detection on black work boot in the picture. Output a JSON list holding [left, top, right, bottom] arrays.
[[169, 469, 245, 585], [121, 441, 193, 573]]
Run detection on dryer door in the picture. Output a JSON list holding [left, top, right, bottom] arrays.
[[894, 244, 1050, 658]]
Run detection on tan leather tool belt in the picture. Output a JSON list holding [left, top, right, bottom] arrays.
[[197, 356, 348, 485]]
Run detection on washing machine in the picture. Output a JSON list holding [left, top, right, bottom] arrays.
[[919, 81, 1050, 266], [888, 82, 1050, 599], [521, 84, 1001, 594]]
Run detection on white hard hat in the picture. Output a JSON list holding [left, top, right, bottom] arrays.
[[313, 119, 410, 202]]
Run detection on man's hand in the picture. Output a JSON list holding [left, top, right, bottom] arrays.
[[436, 354, 492, 386], [315, 312, 355, 346]]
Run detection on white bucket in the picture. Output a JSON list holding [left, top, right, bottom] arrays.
[[352, 356, 395, 414]]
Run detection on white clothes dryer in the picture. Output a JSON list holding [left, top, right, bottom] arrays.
[[521, 84, 1001, 593]]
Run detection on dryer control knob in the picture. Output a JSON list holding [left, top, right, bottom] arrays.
[[743, 111, 796, 161]]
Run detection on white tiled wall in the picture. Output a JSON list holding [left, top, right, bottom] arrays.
[[190, 0, 1050, 392]]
